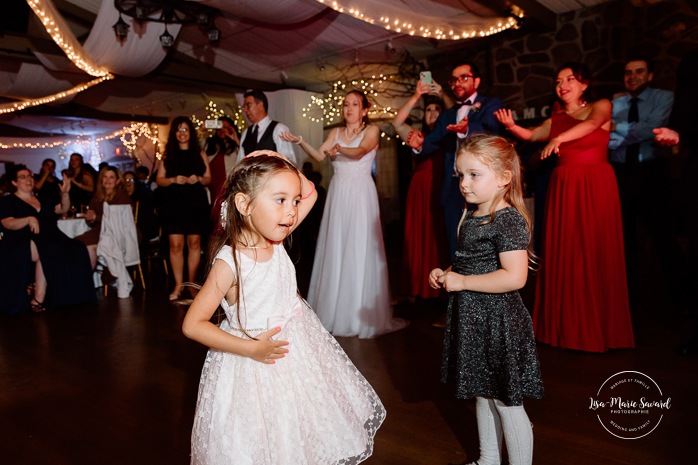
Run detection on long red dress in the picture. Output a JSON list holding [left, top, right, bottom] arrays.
[[402, 153, 446, 299], [533, 113, 635, 352]]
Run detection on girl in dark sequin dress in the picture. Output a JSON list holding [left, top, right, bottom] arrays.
[[430, 135, 543, 465]]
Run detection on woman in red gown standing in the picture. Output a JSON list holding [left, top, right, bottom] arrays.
[[392, 79, 449, 300], [496, 62, 634, 352]]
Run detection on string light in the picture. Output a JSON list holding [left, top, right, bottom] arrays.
[[0, 124, 150, 152], [120, 123, 161, 163], [302, 75, 401, 127], [26, 0, 111, 77], [314, 1, 524, 40], [191, 100, 246, 134], [0, 74, 114, 115]]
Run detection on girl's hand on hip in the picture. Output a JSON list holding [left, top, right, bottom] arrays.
[[248, 328, 289, 364]]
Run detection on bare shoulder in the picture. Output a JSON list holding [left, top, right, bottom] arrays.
[[591, 99, 612, 112], [364, 124, 380, 135]]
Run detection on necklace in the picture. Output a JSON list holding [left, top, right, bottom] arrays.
[[565, 102, 587, 114], [239, 243, 272, 249], [344, 124, 364, 140]]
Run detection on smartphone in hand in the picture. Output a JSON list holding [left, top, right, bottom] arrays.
[[419, 71, 432, 85]]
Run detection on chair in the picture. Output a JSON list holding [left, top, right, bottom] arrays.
[[134, 199, 168, 286], [96, 202, 140, 298]]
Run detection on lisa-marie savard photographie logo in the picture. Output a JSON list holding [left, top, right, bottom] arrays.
[[589, 371, 671, 439]]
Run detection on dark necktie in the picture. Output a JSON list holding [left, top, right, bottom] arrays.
[[242, 124, 258, 155], [626, 97, 639, 166]]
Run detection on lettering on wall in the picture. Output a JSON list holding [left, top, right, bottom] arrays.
[[512, 106, 550, 121]]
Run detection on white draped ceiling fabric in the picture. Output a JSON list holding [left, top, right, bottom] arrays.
[[0, 0, 181, 114]]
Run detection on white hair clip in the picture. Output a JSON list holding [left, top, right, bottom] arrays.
[[220, 200, 228, 228]]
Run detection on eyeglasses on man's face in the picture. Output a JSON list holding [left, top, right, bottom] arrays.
[[449, 74, 475, 86], [16, 173, 33, 180]]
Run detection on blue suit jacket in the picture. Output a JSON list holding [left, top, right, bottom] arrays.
[[420, 94, 504, 203]]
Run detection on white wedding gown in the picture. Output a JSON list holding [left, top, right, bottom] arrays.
[[307, 131, 407, 338], [191, 244, 385, 465]]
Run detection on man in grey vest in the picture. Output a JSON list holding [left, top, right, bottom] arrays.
[[237, 89, 296, 164]]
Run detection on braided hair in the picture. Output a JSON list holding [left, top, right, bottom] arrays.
[[207, 154, 300, 334]]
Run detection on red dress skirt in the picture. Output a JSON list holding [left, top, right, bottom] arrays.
[[533, 113, 635, 352], [402, 154, 446, 299]]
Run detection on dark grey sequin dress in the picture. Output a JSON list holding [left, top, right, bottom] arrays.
[[441, 207, 543, 406]]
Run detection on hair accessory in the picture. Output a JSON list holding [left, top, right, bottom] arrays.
[[220, 200, 228, 228], [301, 180, 315, 200]]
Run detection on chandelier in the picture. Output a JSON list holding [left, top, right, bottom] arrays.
[[112, 0, 220, 47]]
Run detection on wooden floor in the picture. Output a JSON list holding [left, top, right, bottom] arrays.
[[0, 242, 694, 464]]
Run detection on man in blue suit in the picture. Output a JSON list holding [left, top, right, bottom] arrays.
[[409, 62, 503, 260]]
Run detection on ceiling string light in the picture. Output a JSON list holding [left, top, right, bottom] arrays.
[[26, 0, 111, 77], [2, 0, 115, 115], [314, 1, 524, 40], [0, 74, 114, 114]]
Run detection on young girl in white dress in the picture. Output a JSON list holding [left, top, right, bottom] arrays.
[[182, 152, 385, 465], [281, 90, 407, 338]]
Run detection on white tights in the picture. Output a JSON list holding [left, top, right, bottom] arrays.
[[468, 397, 533, 465]]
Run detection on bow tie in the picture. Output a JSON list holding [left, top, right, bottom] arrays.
[[454, 100, 472, 109]]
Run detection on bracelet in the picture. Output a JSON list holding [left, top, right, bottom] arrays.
[[295, 136, 303, 145], [300, 180, 315, 200]]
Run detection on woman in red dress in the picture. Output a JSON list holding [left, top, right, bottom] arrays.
[[392, 79, 450, 300], [495, 62, 634, 352]]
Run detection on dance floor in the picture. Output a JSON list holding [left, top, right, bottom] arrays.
[[0, 241, 693, 464]]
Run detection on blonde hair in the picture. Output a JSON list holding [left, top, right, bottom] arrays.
[[94, 166, 124, 203], [456, 134, 536, 264]]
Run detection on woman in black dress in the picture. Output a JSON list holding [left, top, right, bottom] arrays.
[[156, 116, 211, 300], [0, 165, 95, 314]]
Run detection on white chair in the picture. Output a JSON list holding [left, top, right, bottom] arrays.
[[96, 202, 140, 298]]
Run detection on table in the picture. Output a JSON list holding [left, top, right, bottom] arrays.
[[57, 218, 91, 238]]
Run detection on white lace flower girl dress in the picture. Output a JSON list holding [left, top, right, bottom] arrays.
[[190, 244, 385, 465]]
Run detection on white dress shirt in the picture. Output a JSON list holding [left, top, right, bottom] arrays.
[[237, 115, 297, 164]]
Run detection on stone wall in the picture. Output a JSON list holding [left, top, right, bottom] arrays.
[[427, 0, 697, 123]]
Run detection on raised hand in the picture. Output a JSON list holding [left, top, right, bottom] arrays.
[[541, 137, 562, 159], [653, 127, 679, 147], [279, 131, 301, 144], [59, 176, 71, 193], [494, 109, 516, 130], [407, 129, 424, 150], [446, 118, 469, 134]]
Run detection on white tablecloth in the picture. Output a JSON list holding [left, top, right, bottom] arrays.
[[57, 218, 91, 238]]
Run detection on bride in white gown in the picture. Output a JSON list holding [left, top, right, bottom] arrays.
[[281, 90, 407, 338]]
